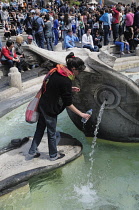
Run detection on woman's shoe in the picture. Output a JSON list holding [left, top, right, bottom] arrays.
[[28, 152, 40, 158], [50, 153, 65, 161]]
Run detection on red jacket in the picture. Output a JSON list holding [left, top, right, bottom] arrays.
[[0, 46, 18, 64], [112, 7, 120, 24]]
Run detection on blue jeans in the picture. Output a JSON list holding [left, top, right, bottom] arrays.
[[35, 31, 44, 49], [115, 41, 130, 52], [45, 37, 53, 51], [83, 44, 99, 52], [29, 107, 58, 158], [72, 24, 76, 34], [54, 28, 59, 46], [78, 28, 84, 41]]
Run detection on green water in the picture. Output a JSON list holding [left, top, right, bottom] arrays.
[[0, 104, 139, 210]]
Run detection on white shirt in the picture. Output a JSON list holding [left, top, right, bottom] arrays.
[[82, 33, 94, 48]]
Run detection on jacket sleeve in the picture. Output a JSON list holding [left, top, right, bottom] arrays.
[[1, 47, 13, 60], [65, 36, 74, 48], [112, 7, 119, 14]]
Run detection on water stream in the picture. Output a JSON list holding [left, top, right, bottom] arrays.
[[75, 100, 107, 206], [88, 100, 107, 181]]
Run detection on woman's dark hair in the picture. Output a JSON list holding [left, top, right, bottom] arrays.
[[45, 13, 50, 21], [64, 13, 70, 26], [66, 52, 86, 72]]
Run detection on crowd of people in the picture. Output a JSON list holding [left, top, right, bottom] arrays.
[[0, 0, 139, 72]]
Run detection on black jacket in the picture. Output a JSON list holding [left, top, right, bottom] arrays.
[[134, 11, 139, 28], [39, 71, 72, 117]]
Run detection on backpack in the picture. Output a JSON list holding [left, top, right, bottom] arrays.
[[32, 17, 40, 31]]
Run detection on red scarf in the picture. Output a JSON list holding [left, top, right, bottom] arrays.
[[42, 64, 75, 93]]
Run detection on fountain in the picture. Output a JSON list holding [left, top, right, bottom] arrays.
[[1, 45, 139, 208], [22, 45, 139, 142]]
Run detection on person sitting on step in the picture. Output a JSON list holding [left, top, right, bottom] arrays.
[[82, 28, 99, 52], [64, 29, 79, 49], [0, 40, 20, 75], [4, 23, 11, 40], [114, 33, 130, 55]]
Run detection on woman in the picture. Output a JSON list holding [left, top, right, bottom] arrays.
[[23, 12, 32, 35], [93, 29, 102, 49], [4, 23, 11, 40], [77, 15, 85, 42], [29, 52, 91, 160], [63, 13, 71, 40], [10, 23, 17, 36], [44, 14, 53, 51], [1, 7, 9, 27], [14, 36, 29, 71], [53, 14, 59, 46]]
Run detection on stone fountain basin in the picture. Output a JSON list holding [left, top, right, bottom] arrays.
[[0, 132, 82, 195]]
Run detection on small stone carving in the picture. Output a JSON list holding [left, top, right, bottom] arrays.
[[8, 67, 22, 90]]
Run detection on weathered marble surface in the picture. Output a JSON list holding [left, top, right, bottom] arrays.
[[0, 132, 82, 195]]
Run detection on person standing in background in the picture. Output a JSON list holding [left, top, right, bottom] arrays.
[[111, 6, 120, 42], [99, 8, 111, 45], [53, 14, 59, 46], [33, 9, 45, 49]]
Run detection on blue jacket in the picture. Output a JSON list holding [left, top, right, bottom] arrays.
[[64, 34, 79, 48], [53, 19, 59, 29], [99, 13, 111, 26]]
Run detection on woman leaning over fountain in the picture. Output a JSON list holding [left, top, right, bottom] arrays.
[[29, 52, 91, 161]]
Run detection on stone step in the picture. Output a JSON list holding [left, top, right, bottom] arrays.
[[114, 55, 139, 63], [0, 34, 28, 43], [113, 60, 139, 71], [0, 31, 27, 40]]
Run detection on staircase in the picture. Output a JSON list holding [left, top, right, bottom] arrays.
[[113, 56, 139, 71]]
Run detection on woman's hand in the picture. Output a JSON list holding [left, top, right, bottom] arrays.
[[72, 86, 80, 92], [81, 113, 91, 121]]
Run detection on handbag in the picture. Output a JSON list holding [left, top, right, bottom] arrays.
[[25, 88, 42, 123], [25, 71, 51, 123]]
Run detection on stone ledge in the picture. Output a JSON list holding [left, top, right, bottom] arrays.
[[0, 75, 44, 102], [0, 87, 19, 101], [0, 132, 83, 196], [114, 60, 139, 71], [99, 46, 117, 68]]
